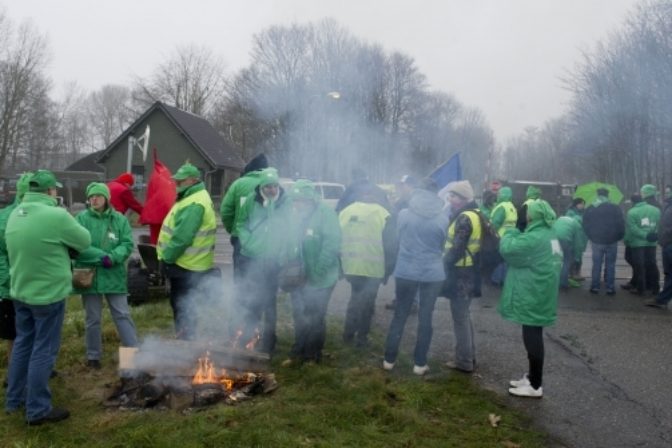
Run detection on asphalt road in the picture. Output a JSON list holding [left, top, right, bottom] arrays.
[[135, 228, 672, 447]]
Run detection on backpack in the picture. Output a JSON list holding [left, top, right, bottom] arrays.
[[473, 209, 500, 252]]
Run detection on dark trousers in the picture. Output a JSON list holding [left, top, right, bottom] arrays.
[[236, 256, 280, 354], [522, 325, 544, 389], [290, 285, 335, 362], [631, 246, 660, 294], [658, 244, 672, 304], [384, 278, 441, 367], [164, 264, 222, 340], [230, 236, 242, 282], [343, 275, 381, 345], [624, 246, 637, 287]]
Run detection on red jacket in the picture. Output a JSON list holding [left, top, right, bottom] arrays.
[[108, 180, 143, 215]]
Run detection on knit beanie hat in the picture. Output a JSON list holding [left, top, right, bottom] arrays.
[[447, 180, 474, 201], [115, 172, 134, 186], [528, 199, 556, 228], [290, 179, 318, 201], [16, 172, 33, 201], [640, 184, 657, 199], [86, 182, 111, 200], [259, 168, 279, 187], [526, 185, 542, 199]]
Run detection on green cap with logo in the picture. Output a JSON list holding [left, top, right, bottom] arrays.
[[172, 163, 201, 181], [29, 170, 63, 192]]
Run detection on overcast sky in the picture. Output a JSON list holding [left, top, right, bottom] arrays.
[[5, 0, 640, 141]]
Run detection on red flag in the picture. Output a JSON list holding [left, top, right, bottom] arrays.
[[140, 148, 177, 244]]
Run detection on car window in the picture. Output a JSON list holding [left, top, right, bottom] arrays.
[[321, 185, 344, 200]]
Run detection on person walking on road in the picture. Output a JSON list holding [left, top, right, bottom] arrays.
[[157, 163, 219, 340], [73, 182, 137, 369], [442, 180, 481, 373], [500, 200, 562, 398], [5, 170, 91, 425], [582, 188, 625, 295], [383, 179, 448, 375], [646, 185, 672, 309]]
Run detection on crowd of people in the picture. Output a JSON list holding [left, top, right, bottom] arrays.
[[2, 156, 671, 425]]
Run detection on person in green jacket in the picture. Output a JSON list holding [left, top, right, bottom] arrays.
[[565, 198, 587, 281], [285, 180, 341, 363], [516, 185, 541, 232], [626, 184, 661, 296], [553, 216, 583, 290], [499, 200, 562, 398], [220, 153, 268, 280], [5, 170, 91, 425], [74, 183, 137, 369], [234, 167, 291, 354], [0, 172, 32, 374], [490, 187, 518, 286]]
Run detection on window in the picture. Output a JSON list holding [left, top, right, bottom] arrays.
[[131, 165, 145, 187], [321, 185, 345, 200]]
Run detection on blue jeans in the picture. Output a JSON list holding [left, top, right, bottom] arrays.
[[384, 278, 441, 367], [657, 244, 672, 304], [82, 294, 137, 361], [590, 242, 617, 291], [5, 300, 65, 422]]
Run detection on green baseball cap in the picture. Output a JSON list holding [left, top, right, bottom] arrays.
[[172, 163, 201, 181], [29, 170, 63, 191]]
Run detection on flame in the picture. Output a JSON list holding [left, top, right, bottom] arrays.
[[191, 352, 251, 392]]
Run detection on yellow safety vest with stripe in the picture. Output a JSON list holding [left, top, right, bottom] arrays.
[[157, 189, 217, 271], [445, 210, 482, 267], [491, 201, 518, 237], [339, 202, 390, 278]]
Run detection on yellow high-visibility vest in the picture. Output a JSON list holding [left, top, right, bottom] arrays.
[[157, 189, 216, 271], [339, 202, 389, 278], [491, 201, 518, 237], [445, 210, 482, 267]]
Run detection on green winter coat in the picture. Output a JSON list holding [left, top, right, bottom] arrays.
[[625, 201, 661, 248], [498, 220, 562, 327], [0, 202, 18, 298], [565, 208, 588, 263], [7, 192, 91, 304], [236, 188, 292, 260], [553, 216, 584, 259], [290, 202, 342, 289], [73, 206, 134, 294], [220, 171, 264, 236]]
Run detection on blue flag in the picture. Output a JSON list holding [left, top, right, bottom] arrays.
[[429, 153, 462, 189]]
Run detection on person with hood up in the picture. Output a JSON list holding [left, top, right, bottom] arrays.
[[383, 178, 448, 375], [500, 200, 562, 398], [646, 185, 672, 309], [442, 180, 481, 373], [5, 170, 91, 425], [220, 153, 269, 280], [73, 182, 137, 369], [582, 188, 625, 295], [157, 163, 218, 340], [235, 167, 291, 355], [553, 214, 583, 290], [625, 184, 661, 296], [339, 183, 396, 348], [286, 180, 341, 364], [489, 186, 518, 286], [566, 198, 587, 281], [517, 186, 541, 232], [107, 172, 144, 216], [0, 172, 32, 380]]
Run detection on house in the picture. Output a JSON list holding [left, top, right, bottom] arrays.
[[96, 101, 245, 201]]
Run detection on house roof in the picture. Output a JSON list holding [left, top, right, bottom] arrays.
[[66, 150, 105, 172], [97, 101, 245, 170]]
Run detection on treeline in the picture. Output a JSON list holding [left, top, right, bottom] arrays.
[[0, 10, 493, 184], [501, 0, 672, 195]]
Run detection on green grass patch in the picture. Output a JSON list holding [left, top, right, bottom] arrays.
[[0, 295, 547, 447]]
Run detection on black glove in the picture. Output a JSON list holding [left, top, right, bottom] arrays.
[[646, 232, 658, 242]]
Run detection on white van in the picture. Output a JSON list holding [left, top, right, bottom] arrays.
[[279, 179, 345, 209]]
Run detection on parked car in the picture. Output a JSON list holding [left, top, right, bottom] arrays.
[[279, 178, 345, 208]]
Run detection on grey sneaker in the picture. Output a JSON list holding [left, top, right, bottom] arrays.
[[644, 298, 668, 309]]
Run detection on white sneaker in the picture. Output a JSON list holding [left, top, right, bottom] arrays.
[[509, 373, 530, 388], [413, 365, 430, 376], [508, 384, 543, 398], [383, 360, 395, 371]]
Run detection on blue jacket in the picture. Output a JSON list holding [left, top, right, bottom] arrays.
[[393, 189, 449, 282]]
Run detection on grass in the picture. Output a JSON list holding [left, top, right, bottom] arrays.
[[0, 294, 548, 448]]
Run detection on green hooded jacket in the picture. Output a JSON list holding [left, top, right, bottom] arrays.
[[7, 192, 91, 304], [288, 181, 342, 288], [625, 201, 660, 248], [0, 173, 32, 298], [491, 187, 516, 231], [220, 171, 264, 236], [498, 201, 561, 327], [565, 208, 588, 263], [236, 188, 292, 260], [74, 206, 134, 294], [553, 216, 584, 259]]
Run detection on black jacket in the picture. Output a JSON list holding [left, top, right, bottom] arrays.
[[582, 202, 625, 244], [658, 199, 672, 247]]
